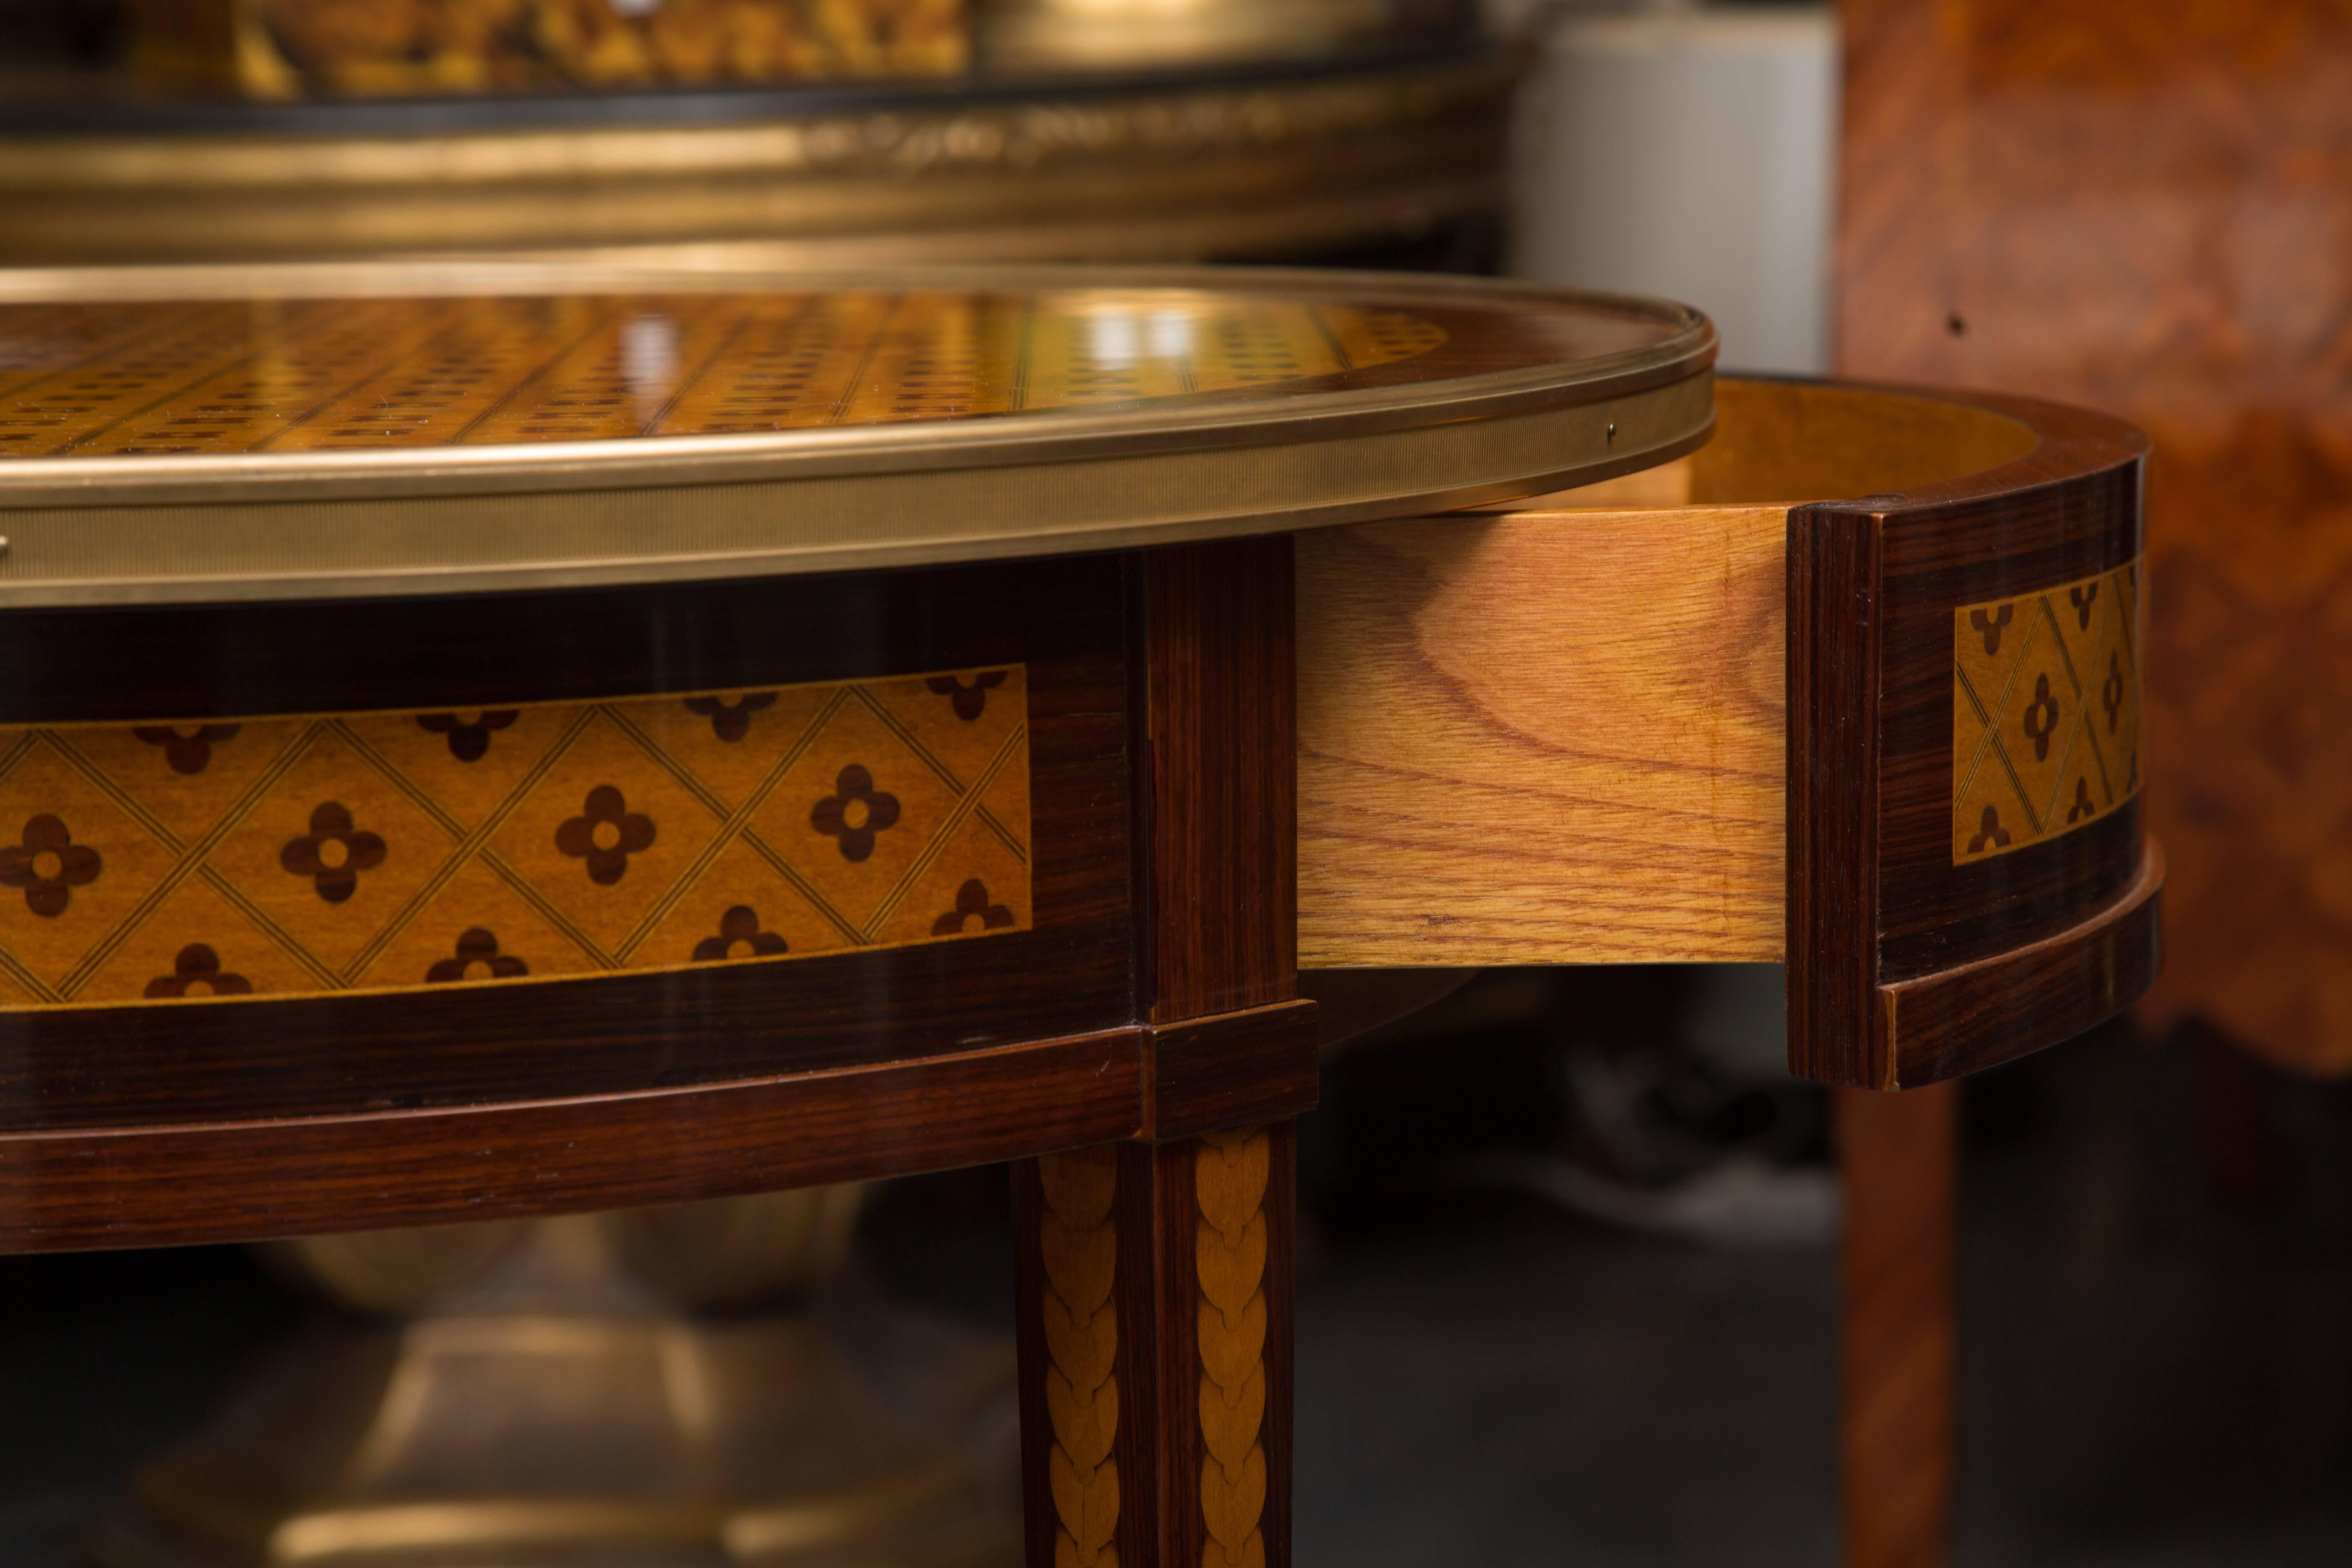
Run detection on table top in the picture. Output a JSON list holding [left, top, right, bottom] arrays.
[[0, 262, 1713, 606]]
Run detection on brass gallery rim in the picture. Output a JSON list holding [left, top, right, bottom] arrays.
[[0, 262, 1715, 606]]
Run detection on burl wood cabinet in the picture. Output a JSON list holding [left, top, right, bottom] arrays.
[[1836, 7, 2352, 1559], [1840, 0, 2352, 1076]]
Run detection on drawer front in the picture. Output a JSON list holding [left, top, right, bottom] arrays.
[[1298, 376, 2160, 1089]]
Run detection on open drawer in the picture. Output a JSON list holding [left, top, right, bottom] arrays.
[[1297, 374, 2162, 1089]]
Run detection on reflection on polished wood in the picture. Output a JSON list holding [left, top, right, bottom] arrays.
[[1838, 0, 2352, 1074], [984, 0, 1384, 70], [0, 288, 1449, 456], [0, 264, 1714, 606]]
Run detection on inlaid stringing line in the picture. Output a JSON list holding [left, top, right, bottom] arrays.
[[1008, 296, 1038, 414], [851, 684, 1028, 866], [250, 300, 483, 452], [1952, 666, 2001, 805], [604, 688, 852, 963], [823, 292, 904, 426], [0, 936, 53, 1003], [49, 722, 344, 993], [642, 297, 783, 437], [446, 299, 634, 445], [1983, 608, 2046, 834], [861, 728, 1022, 938], [1307, 305, 1359, 372], [729, 829, 873, 950], [2039, 591, 2085, 699], [42, 306, 278, 457], [331, 706, 603, 980]]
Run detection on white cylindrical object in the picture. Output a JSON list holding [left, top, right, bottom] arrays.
[[1510, 5, 1839, 375]]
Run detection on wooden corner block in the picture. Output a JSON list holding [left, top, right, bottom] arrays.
[[1786, 386, 2161, 1087]]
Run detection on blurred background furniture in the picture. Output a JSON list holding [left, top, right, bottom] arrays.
[[1513, 7, 2352, 1557], [0, 0, 1508, 270], [1510, 2, 1837, 376], [79, 1190, 1035, 1568], [1839, 0, 2352, 1076], [1831, 6, 2352, 1563]]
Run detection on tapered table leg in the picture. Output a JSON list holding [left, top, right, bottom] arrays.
[[1837, 1082, 1958, 1568], [1013, 1124, 1295, 1568]]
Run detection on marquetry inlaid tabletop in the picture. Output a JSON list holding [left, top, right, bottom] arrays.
[[0, 263, 1715, 605], [4, 287, 1494, 455]]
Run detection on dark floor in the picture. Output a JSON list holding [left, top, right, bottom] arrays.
[[1952, 1026, 2352, 1565], [1296, 1210, 1838, 1568], [4, 977, 2349, 1565], [1291, 1031, 2352, 1567], [0, 1243, 304, 1563]]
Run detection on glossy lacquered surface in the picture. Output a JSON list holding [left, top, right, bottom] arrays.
[[0, 283, 1598, 456], [0, 262, 1714, 610], [0, 559, 1129, 1127]]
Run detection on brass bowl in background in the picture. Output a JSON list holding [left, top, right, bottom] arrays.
[[0, 42, 1517, 266]]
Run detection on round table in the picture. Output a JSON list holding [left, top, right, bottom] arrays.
[[0, 262, 2159, 1568]]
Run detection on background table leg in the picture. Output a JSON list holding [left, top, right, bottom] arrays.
[[1838, 1082, 1959, 1568], [1012, 1124, 1295, 1568]]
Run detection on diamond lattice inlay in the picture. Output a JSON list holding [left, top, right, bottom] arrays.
[[0, 292, 1452, 456], [1953, 560, 2142, 862], [0, 667, 1029, 1011]]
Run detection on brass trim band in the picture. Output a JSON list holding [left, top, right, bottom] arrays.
[[0, 262, 1715, 606], [0, 378, 1712, 607]]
